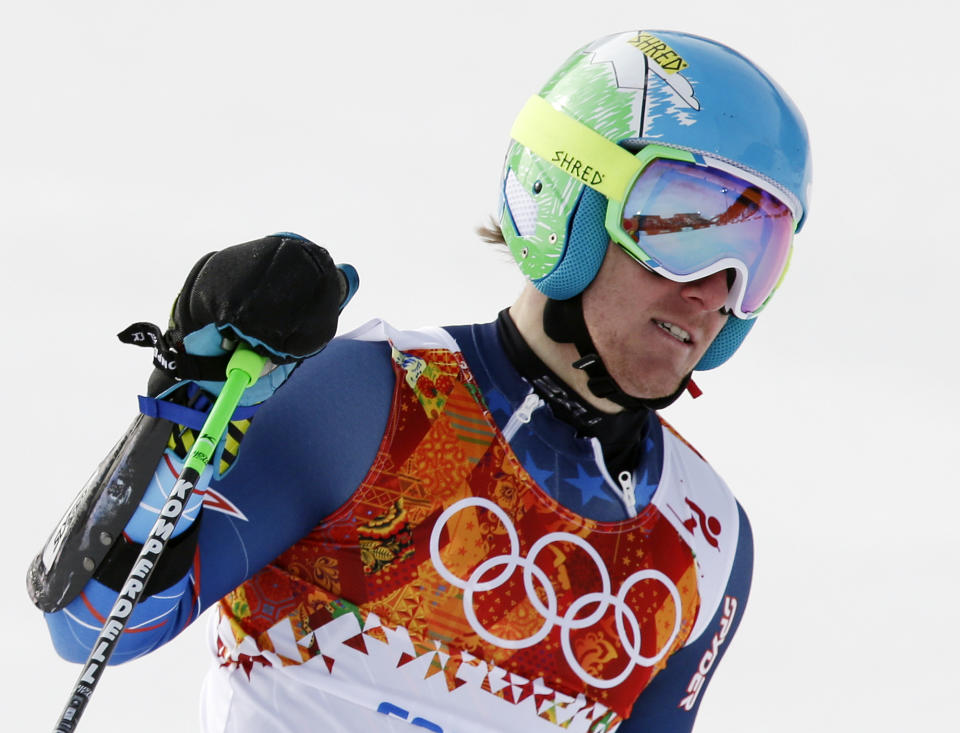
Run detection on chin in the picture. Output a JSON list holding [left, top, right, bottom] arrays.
[[621, 377, 685, 402], [617, 364, 690, 401]]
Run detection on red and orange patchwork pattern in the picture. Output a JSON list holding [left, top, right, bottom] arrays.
[[218, 345, 700, 724]]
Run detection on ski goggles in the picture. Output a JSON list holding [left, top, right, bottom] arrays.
[[511, 96, 800, 318]]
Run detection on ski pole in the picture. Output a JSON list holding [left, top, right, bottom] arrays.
[[54, 345, 268, 732]]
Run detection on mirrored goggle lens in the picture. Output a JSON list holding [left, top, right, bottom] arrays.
[[621, 158, 794, 315]]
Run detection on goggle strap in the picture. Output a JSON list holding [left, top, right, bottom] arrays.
[[509, 95, 642, 203]]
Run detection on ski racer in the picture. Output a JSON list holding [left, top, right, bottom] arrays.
[[29, 30, 812, 732]]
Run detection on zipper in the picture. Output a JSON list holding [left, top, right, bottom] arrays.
[[591, 438, 638, 518], [616, 470, 638, 518], [502, 390, 544, 442]]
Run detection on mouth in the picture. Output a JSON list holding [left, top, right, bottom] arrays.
[[654, 320, 692, 344]]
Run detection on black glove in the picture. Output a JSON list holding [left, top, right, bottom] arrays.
[[172, 232, 349, 361], [119, 233, 357, 395]]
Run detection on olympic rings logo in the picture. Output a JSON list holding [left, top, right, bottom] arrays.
[[428, 498, 683, 688]]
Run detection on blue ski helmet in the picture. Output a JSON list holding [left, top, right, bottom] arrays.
[[498, 30, 812, 369]]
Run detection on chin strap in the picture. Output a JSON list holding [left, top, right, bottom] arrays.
[[542, 295, 690, 411]]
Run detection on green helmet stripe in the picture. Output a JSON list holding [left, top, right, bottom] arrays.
[[509, 95, 641, 204]]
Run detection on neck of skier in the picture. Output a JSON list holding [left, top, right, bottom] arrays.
[[508, 285, 624, 415]]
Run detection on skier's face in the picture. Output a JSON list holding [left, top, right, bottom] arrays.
[[581, 243, 730, 400]]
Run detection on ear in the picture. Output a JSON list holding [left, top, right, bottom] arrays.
[[536, 187, 610, 299]]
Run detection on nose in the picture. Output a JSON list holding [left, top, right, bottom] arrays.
[[679, 269, 730, 312]]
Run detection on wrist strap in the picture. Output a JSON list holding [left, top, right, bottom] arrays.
[[117, 322, 233, 381]]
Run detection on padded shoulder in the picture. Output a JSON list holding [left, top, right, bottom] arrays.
[[27, 414, 173, 612]]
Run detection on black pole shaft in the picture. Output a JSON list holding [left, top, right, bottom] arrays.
[[54, 465, 201, 731]]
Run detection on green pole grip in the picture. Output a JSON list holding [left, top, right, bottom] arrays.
[[226, 346, 269, 387], [182, 347, 268, 475]]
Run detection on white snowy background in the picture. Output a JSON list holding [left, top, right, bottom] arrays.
[[2, 1, 957, 730]]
